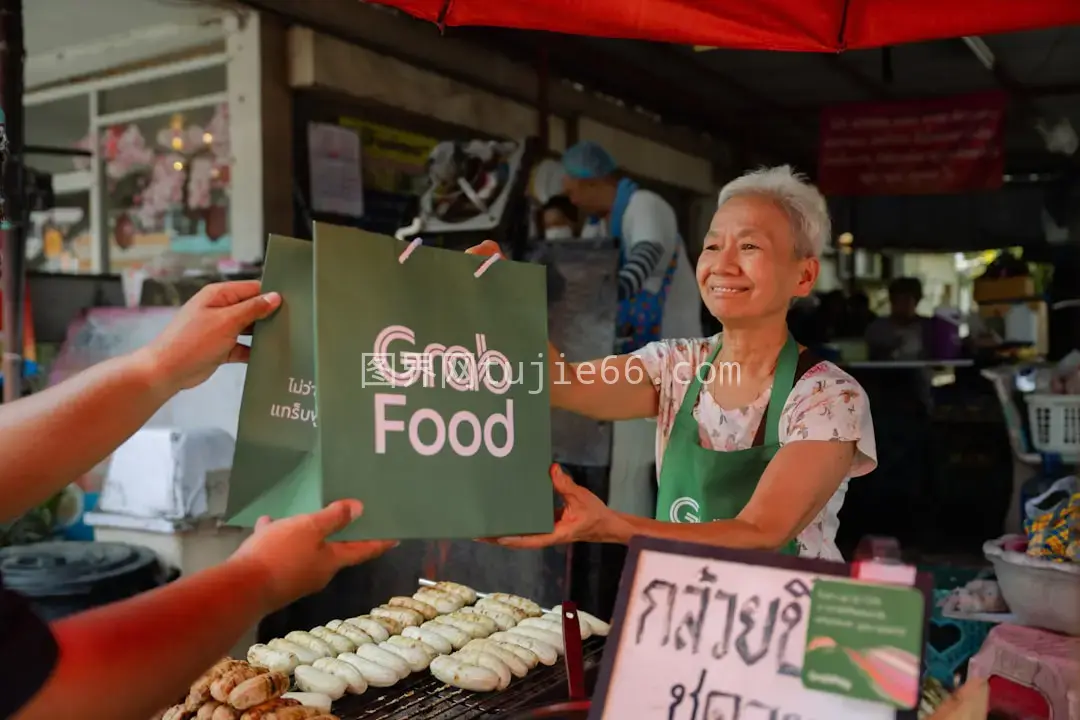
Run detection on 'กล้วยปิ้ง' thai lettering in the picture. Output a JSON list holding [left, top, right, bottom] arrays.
[[370, 324, 516, 457]]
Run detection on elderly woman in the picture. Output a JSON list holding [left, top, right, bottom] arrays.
[[472, 166, 876, 559]]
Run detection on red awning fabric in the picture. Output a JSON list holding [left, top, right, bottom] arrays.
[[372, 0, 1080, 52]]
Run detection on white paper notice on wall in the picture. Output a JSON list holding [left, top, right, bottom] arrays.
[[589, 538, 927, 720], [308, 122, 364, 218]]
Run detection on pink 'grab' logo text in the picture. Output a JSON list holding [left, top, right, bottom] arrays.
[[370, 324, 514, 458]]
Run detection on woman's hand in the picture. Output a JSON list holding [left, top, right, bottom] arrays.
[[230, 500, 398, 614], [491, 465, 625, 549]]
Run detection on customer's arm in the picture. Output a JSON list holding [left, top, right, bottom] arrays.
[[0, 351, 169, 520], [0, 281, 280, 522], [13, 501, 397, 720]]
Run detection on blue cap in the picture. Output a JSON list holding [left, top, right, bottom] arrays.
[[561, 141, 617, 180]]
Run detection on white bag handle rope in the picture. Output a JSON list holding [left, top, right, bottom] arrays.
[[397, 236, 500, 279], [397, 237, 422, 264], [473, 253, 499, 278]]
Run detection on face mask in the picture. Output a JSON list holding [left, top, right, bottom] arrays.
[[545, 226, 574, 240]]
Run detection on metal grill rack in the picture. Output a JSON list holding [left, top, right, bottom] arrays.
[[331, 637, 605, 720], [329, 578, 605, 719]]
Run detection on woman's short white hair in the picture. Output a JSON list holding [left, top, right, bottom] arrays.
[[716, 165, 830, 259]]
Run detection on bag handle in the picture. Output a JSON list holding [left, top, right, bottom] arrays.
[[398, 236, 501, 278]]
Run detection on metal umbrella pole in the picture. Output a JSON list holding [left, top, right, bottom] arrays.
[[0, 0, 24, 403]]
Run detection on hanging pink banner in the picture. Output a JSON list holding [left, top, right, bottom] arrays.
[[818, 91, 1009, 196]]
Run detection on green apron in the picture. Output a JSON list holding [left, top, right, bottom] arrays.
[[654, 334, 802, 555]]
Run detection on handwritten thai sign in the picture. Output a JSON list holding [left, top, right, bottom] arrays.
[[817, 91, 1007, 196], [590, 538, 927, 719]]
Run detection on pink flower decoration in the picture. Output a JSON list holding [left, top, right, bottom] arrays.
[[106, 125, 154, 180], [187, 156, 214, 210]]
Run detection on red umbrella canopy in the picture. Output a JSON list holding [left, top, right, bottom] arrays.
[[372, 0, 1080, 51]]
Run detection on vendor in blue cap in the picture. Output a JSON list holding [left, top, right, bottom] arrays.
[[560, 141, 702, 348], [559, 141, 702, 518]]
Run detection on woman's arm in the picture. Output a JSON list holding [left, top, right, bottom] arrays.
[[601, 441, 856, 547], [548, 343, 658, 421], [495, 443, 853, 551]]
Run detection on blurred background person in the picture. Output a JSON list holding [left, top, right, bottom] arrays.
[[866, 277, 928, 360], [844, 290, 876, 338]]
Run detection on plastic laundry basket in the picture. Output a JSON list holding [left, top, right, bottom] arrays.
[[1025, 394, 1080, 456]]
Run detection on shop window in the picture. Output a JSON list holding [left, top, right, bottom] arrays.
[[27, 193, 93, 273], [26, 96, 90, 174], [23, 58, 230, 274], [98, 65, 226, 117], [100, 103, 231, 273], [25, 96, 92, 271]]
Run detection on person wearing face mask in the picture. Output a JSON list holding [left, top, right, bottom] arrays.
[[540, 195, 580, 240], [468, 166, 877, 560]]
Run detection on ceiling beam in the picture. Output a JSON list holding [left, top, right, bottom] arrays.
[[471, 30, 814, 168], [959, 36, 1078, 170], [819, 54, 894, 100], [583, 39, 816, 156], [236, 0, 730, 162], [960, 36, 1026, 95]]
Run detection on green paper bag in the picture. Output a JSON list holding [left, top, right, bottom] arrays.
[[228, 224, 555, 540], [313, 223, 553, 539], [228, 235, 324, 527]]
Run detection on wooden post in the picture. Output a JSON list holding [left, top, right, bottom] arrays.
[[0, 0, 25, 403]]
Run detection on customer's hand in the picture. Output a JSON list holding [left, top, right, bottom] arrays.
[[465, 240, 503, 259], [141, 280, 281, 393], [486, 464, 621, 549], [231, 500, 398, 613]]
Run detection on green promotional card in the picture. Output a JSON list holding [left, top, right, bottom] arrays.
[[312, 223, 554, 540], [802, 579, 925, 709]]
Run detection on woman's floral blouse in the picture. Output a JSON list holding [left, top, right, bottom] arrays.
[[634, 334, 878, 560]]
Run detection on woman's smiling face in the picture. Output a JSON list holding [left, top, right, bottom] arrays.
[[696, 194, 819, 324]]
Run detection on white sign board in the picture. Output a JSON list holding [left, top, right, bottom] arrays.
[[590, 538, 925, 720], [308, 122, 365, 218]]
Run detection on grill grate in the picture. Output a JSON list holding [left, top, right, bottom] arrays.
[[332, 637, 606, 720]]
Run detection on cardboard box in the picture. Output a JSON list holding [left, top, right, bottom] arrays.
[[978, 300, 1048, 355], [974, 276, 1036, 303]]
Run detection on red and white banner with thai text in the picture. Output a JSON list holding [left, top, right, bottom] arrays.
[[817, 91, 1008, 196]]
